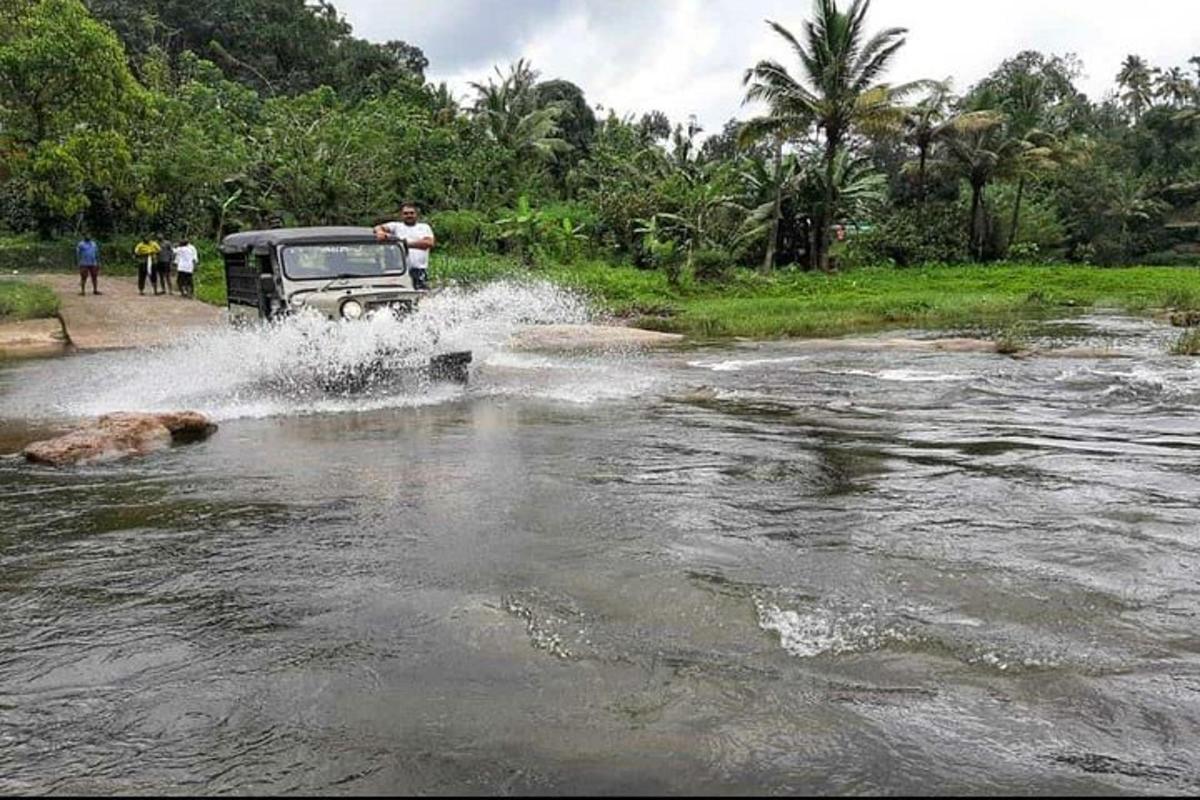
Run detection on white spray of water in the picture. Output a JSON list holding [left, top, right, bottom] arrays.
[[4, 281, 601, 421]]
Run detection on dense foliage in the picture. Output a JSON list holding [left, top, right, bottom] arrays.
[[1, 0, 1197, 277]]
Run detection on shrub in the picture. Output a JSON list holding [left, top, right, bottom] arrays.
[[1006, 242, 1042, 262], [1170, 328, 1200, 356], [992, 184, 1067, 256], [691, 248, 734, 282], [850, 202, 971, 266], [988, 317, 1034, 355], [427, 210, 497, 252], [1142, 251, 1200, 267]]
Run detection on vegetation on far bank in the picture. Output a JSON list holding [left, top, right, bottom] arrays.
[[0, 280, 60, 321], [6, 232, 1200, 338], [2, 0, 1198, 291]]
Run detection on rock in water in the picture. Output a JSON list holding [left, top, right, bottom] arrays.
[[23, 411, 217, 466]]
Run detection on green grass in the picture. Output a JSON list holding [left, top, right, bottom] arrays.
[[528, 262, 1200, 339], [6, 235, 1200, 339], [0, 280, 60, 321]]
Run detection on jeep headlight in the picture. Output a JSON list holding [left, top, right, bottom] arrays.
[[290, 294, 307, 308], [340, 299, 364, 320]]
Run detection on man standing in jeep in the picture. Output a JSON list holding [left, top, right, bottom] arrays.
[[374, 203, 435, 290]]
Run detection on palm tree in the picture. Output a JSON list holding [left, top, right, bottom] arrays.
[[470, 60, 570, 163], [1104, 179, 1165, 260], [805, 147, 887, 229], [995, 70, 1059, 250], [936, 99, 1021, 260], [1117, 55, 1157, 120], [902, 79, 956, 203], [1156, 66, 1195, 108], [743, 0, 920, 271], [427, 81, 460, 125], [732, 150, 799, 272]]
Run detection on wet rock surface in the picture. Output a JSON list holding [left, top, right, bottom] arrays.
[[22, 411, 216, 466], [508, 323, 685, 352]]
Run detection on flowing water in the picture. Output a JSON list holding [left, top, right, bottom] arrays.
[[2, 286, 1200, 795]]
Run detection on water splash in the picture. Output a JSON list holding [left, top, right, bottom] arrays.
[[755, 599, 917, 659], [2, 281, 592, 422]]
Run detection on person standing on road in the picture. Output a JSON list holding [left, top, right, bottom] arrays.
[[374, 203, 435, 290], [154, 235, 174, 295], [76, 234, 102, 296], [133, 236, 159, 295], [174, 238, 199, 298]]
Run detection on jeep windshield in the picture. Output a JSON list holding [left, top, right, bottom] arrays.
[[280, 243, 406, 281]]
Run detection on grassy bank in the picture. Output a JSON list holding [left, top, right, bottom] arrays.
[[5, 236, 1198, 338], [0, 280, 60, 321], [441, 257, 1200, 338]]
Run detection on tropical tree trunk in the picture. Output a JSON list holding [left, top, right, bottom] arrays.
[[970, 181, 985, 261], [761, 138, 783, 274], [917, 145, 929, 205], [1008, 176, 1025, 255], [818, 138, 837, 272]]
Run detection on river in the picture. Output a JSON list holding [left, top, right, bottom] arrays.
[[2, 288, 1199, 794]]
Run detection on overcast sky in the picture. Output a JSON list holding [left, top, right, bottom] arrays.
[[338, 0, 1199, 132]]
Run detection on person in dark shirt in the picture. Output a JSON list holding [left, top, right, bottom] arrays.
[[76, 235, 101, 296], [154, 234, 174, 295]]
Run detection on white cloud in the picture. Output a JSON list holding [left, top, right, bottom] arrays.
[[337, 0, 1200, 131]]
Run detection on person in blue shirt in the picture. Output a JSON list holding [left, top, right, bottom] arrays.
[[76, 235, 102, 296]]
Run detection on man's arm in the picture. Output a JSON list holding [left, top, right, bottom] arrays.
[[406, 225, 436, 251]]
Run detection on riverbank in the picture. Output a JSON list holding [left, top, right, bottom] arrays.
[[5, 274, 224, 352], [0, 279, 59, 320], [6, 236, 1199, 343], [0, 280, 65, 357], [523, 261, 1200, 339]]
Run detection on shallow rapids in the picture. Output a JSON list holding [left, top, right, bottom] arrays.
[[2, 311, 1200, 794], [0, 281, 592, 421]]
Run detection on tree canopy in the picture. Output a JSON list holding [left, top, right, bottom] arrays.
[[0, 0, 1196, 274]]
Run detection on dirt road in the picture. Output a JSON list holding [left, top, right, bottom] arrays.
[[30, 273, 223, 350]]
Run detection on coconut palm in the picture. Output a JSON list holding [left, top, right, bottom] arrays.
[[743, 0, 922, 271], [1104, 179, 1166, 259], [805, 147, 887, 225], [470, 60, 570, 163], [994, 71, 1062, 250], [902, 79, 957, 203], [1117, 55, 1157, 120], [1156, 66, 1195, 108], [935, 100, 1021, 260]]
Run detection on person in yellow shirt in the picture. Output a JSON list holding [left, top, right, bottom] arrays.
[[133, 236, 159, 295]]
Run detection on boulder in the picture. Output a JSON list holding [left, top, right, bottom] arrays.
[[23, 411, 217, 467]]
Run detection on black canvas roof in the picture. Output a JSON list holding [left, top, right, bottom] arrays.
[[220, 227, 380, 254]]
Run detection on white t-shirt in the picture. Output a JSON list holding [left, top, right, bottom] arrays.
[[384, 222, 434, 270], [174, 244, 199, 274]]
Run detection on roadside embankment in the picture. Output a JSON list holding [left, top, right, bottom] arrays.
[[0, 279, 66, 357]]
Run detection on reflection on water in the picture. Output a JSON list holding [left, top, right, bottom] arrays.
[[2, 313, 1200, 794]]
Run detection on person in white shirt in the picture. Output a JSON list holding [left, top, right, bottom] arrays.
[[173, 239, 200, 298], [374, 203, 436, 290]]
